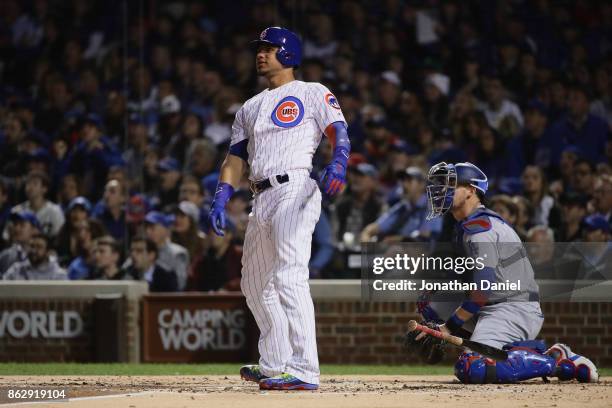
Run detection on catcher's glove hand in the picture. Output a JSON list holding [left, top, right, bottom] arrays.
[[402, 320, 446, 365]]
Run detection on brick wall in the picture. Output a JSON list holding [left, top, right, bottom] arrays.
[[314, 301, 612, 366]]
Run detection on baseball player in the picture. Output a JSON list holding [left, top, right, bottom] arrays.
[[208, 27, 350, 390], [403, 162, 599, 383]]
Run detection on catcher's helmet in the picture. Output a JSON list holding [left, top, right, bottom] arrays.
[[426, 162, 488, 219], [251, 27, 302, 67]]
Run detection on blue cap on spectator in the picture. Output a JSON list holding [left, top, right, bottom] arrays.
[[582, 214, 610, 233], [527, 99, 548, 116], [67, 196, 92, 213], [10, 210, 41, 230], [144, 211, 172, 228], [562, 145, 583, 157], [157, 157, 180, 172], [84, 113, 103, 128]]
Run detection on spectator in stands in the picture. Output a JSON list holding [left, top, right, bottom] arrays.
[[189, 231, 241, 292], [156, 157, 182, 210], [525, 225, 556, 279], [11, 171, 64, 237], [361, 167, 441, 243], [0, 211, 40, 275], [480, 74, 523, 137], [122, 236, 178, 292], [122, 117, 149, 190], [333, 163, 382, 245], [144, 211, 189, 291], [590, 67, 611, 129], [549, 86, 609, 164], [55, 196, 91, 262], [68, 113, 124, 199], [171, 201, 206, 262], [506, 100, 560, 178], [511, 196, 533, 240], [92, 179, 126, 241], [3, 232, 67, 280], [578, 214, 611, 280], [185, 139, 218, 179], [592, 176, 612, 227], [423, 73, 450, 134], [521, 165, 560, 227], [157, 95, 183, 148], [490, 195, 519, 227], [178, 175, 208, 231], [167, 113, 203, 164], [571, 159, 595, 197], [558, 192, 589, 242], [67, 219, 106, 280], [90, 235, 122, 280]]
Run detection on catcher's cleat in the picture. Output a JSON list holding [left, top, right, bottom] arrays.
[[240, 365, 268, 383], [545, 343, 599, 383], [259, 373, 319, 391]]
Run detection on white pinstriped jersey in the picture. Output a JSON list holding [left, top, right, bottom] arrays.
[[230, 80, 346, 181]]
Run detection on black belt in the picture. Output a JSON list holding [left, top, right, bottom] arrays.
[[251, 174, 289, 194]]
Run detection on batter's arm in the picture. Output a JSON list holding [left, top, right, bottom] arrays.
[[219, 152, 246, 188]]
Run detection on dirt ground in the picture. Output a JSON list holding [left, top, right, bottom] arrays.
[[0, 375, 610, 408]]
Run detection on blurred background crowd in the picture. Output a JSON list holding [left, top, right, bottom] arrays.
[[0, 0, 610, 289]]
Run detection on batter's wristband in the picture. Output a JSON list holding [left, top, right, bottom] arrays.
[[211, 182, 234, 209], [445, 314, 464, 333]]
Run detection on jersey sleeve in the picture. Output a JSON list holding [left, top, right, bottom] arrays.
[[230, 105, 247, 146], [309, 83, 347, 133]]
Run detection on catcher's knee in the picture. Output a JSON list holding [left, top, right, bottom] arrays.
[[454, 352, 493, 384]]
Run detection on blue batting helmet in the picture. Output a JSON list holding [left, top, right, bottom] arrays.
[[252, 27, 302, 67], [426, 162, 488, 219]]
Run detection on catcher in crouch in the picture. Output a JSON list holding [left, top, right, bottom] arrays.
[[403, 161, 598, 383]]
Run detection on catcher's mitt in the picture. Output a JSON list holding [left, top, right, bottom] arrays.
[[402, 320, 446, 364]]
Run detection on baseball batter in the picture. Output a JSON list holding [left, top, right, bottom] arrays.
[[208, 27, 349, 391], [404, 162, 599, 383]]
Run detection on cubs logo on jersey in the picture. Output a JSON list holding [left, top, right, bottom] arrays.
[[271, 96, 304, 128], [325, 93, 341, 109]]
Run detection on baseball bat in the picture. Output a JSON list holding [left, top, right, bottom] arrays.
[[407, 320, 508, 361]]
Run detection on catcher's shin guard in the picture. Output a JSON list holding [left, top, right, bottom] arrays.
[[455, 349, 556, 384]]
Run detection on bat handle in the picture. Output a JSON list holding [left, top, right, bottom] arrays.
[[410, 320, 464, 347]]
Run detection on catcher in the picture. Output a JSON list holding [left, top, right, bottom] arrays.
[[403, 162, 599, 383]]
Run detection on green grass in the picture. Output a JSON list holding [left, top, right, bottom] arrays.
[[0, 363, 609, 376]]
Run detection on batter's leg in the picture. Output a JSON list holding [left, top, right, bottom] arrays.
[[270, 178, 321, 385], [241, 210, 292, 377]]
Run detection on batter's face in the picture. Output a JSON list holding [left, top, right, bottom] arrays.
[[256, 44, 284, 76]]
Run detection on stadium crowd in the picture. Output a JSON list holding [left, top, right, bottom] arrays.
[[0, 0, 610, 288]]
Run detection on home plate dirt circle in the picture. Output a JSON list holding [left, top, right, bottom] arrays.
[[0, 375, 610, 407]]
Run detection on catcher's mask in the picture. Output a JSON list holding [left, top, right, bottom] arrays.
[[426, 162, 457, 220], [426, 161, 489, 219]]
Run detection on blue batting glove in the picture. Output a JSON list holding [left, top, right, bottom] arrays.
[[320, 161, 346, 196], [209, 206, 227, 236], [208, 182, 234, 236]]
